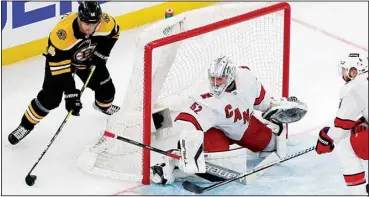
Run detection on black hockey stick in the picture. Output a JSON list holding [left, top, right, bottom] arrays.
[[103, 130, 247, 184], [104, 130, 181, 159], [182, 145, 316, 194], [25, 66, 96, 186]]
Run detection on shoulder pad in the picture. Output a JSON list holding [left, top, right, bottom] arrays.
[[49, 13, 79, 50], [95, 12, 118, 36]]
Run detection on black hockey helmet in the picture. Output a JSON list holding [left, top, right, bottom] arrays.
[[78, 1, 102, 24]]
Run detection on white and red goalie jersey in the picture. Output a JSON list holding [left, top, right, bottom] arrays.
[[174, 66, 271, 141], [329, 73, 368, 143], [150, 64, 307, 185]]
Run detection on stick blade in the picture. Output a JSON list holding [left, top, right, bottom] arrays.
[[182, 181, 205, 194]]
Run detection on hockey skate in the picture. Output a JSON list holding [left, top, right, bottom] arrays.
[[8, 125, 32, 145], [150, 149, 180, 185], [93, 101, 120, 115]]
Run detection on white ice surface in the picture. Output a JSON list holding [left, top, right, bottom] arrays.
[[1, 2, 368, 195]]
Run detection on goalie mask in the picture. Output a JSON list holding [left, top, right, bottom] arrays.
[[339, 53, 368, 81], [208, 55, 236, 97]]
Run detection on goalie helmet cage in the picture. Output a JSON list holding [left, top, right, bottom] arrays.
[[77, 2, 290, 185]]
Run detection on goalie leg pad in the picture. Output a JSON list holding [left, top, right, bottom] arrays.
[[204, 148, 248, 177], [263, 119, 287, 158], [262, 134, 277, 152], [276, 125, 287, 158], [179, 129, 206, 174]]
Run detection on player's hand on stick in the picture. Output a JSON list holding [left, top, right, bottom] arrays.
[[87, 51, 108, 68], [315, 127, 335, 154], [64, 89, 82, 116]]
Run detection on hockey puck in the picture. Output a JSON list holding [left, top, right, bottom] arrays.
[[25, 174, 37, 186]]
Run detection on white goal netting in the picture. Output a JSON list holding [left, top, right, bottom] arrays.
[[77, 2, 290, 184]]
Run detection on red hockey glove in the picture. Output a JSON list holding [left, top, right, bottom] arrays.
[[355, 116, 367, 126], [315, 127, 335, 154], [352, 116, 368, 134]]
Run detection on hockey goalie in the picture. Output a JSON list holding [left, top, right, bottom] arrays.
[[150, 55, 308, 184]]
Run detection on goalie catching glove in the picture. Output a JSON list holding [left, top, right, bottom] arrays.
[[150, 130, 206, 185], [262, 96, 307, 124]]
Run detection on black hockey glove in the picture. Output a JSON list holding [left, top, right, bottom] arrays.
[[88, 50, 108, 67], [64, 89, 82, 116]]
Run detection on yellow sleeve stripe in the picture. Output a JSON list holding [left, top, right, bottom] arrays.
[[28, 105, 44, 119], [24, 111, 39, 124], [51, 68, 71, 76], [49, 60, 71, 66]]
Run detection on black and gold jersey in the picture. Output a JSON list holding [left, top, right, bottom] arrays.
[[44, 12, 120, 76]]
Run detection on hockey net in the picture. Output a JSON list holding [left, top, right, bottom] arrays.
[[77, 2, 291, 184]]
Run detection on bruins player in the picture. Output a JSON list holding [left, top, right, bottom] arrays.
[[8, 2, 120, 145]]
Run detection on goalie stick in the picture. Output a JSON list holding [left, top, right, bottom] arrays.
[[25, 66, 96, 187], [182, 145, 316, 194], [104, 130, 181, 159], [103, 130, 247, 184]]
